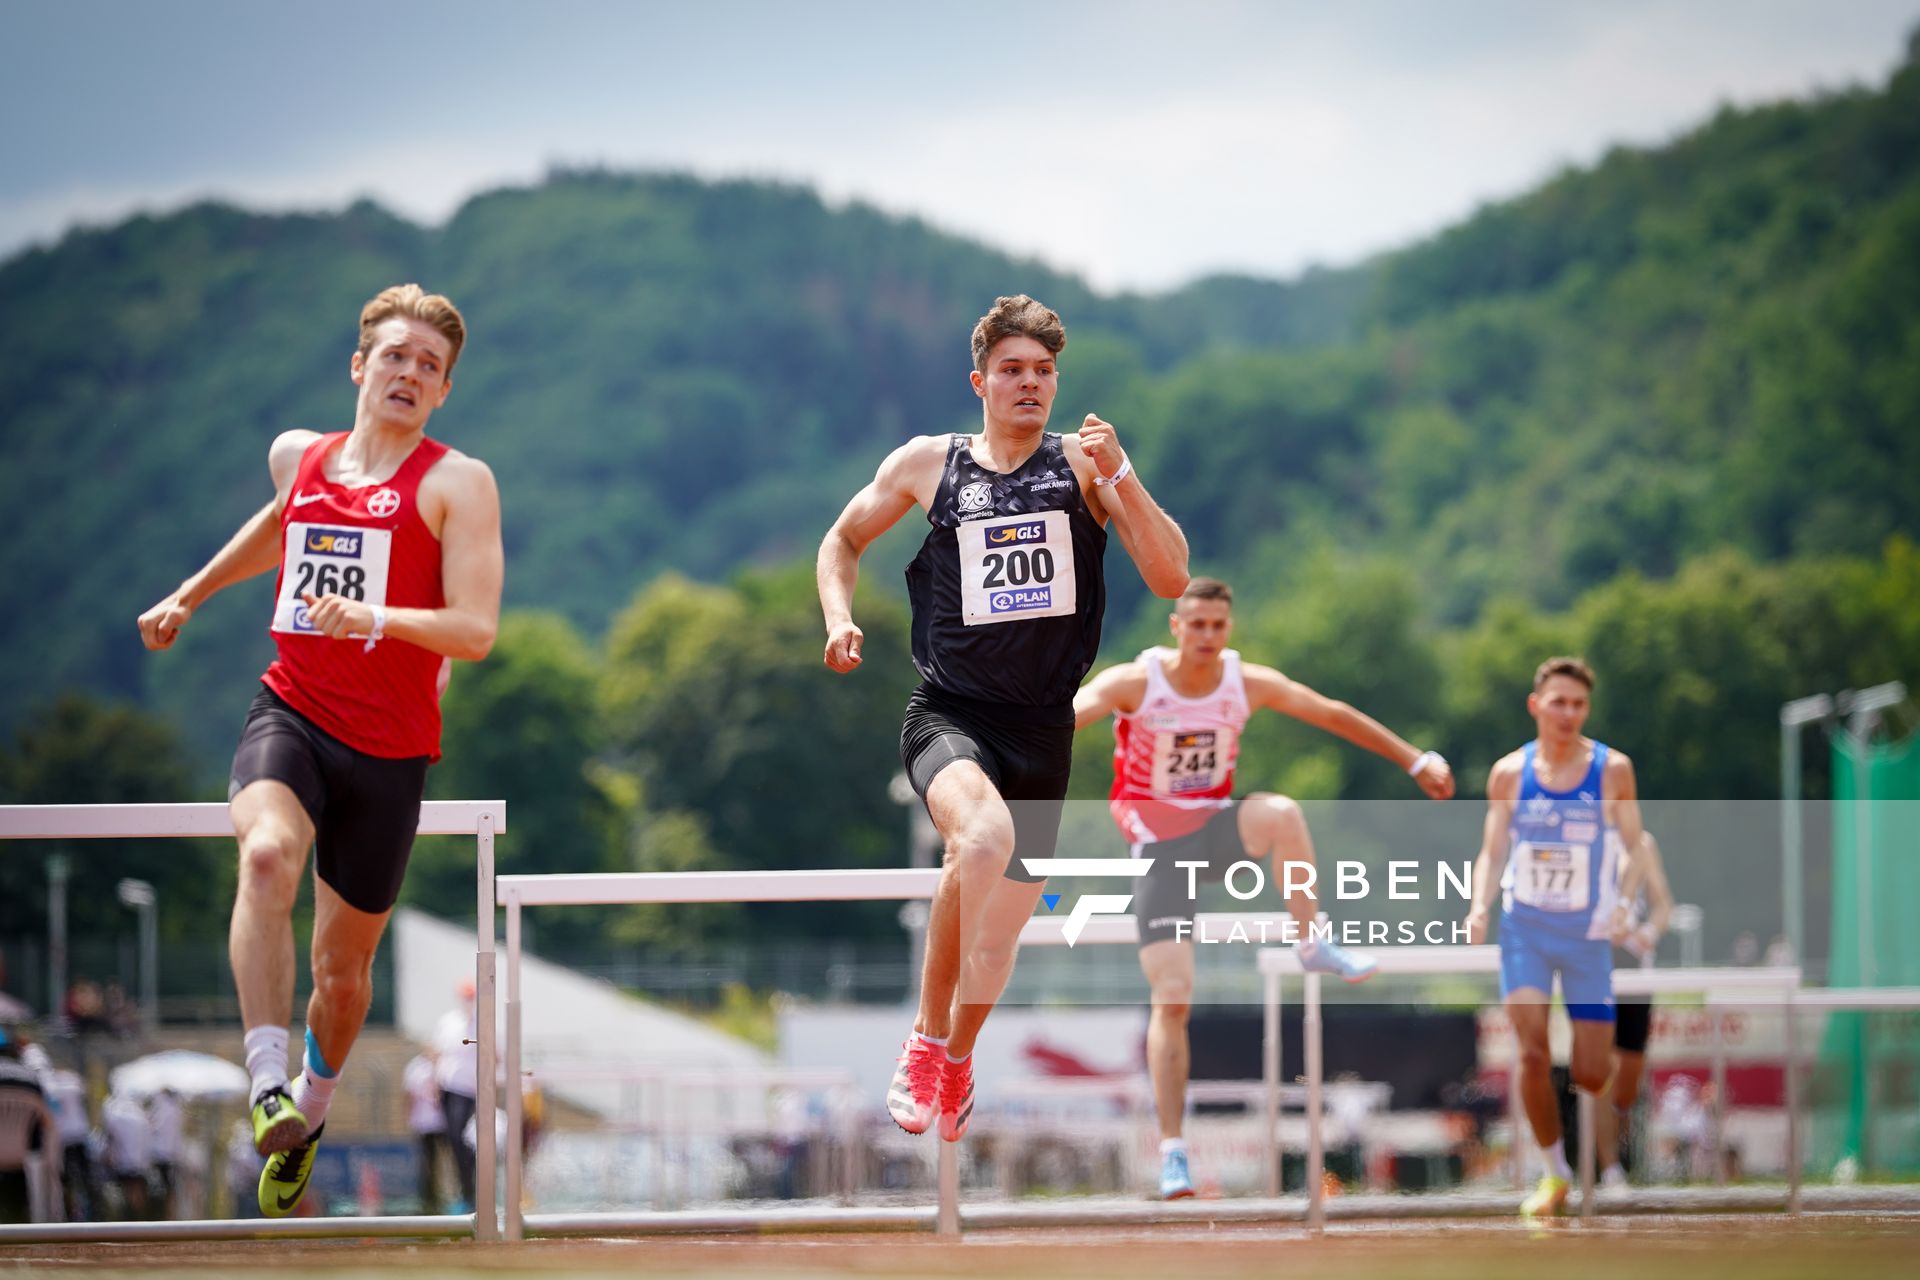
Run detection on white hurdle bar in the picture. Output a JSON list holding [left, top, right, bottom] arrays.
[[491, 868, 943, 1241], [0, 800, 506, 1245], [1251, 945, 1804, 1226]]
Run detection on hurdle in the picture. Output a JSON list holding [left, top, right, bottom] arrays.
[[1250, 945, 1808, 1226], [0, 800, 505, 1244]]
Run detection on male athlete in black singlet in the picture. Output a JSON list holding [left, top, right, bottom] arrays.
[[818, 295, 1188, 1141]]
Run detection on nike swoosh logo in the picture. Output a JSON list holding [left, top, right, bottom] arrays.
[[275, 1186, 306, 1211], [292, 492, 328, 506]]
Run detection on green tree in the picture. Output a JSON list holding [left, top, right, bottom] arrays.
[[406, 611, 628, 921], [601, 567, 917, 939], [0, 693, 229, 945]]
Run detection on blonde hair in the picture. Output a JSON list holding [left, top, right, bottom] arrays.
[[1533, 656, 1595, 692], [970, 294, 1065, 372], [357, 284, 467, 373]]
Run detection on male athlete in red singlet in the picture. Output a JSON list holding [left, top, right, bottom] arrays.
[[137, 284, 502, 1216], [1073, 577, 1453, 1197]]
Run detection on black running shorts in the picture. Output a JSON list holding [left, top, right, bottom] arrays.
[[1131, 803, 1246, 946], [899, 684, 1074, 883], [1613, 994, 1653, 1054], [230, 685, 429, 914]]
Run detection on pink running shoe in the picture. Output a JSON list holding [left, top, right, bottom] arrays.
[[887, 1036, 941, 1135], [938, 1054, 974, 1142]]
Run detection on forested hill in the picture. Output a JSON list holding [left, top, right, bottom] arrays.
[[0, 173, 1364, 762], [3, 40, 1918, 779]]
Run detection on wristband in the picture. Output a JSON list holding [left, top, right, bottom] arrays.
[[1092, 454, 1133, 487], [1408, 750, 1442, 778], [363, 604, 387, 654]]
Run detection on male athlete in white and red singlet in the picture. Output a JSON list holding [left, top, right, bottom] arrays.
[[138, 284, 502, 1216], [1074, 577, 1453, 1198]]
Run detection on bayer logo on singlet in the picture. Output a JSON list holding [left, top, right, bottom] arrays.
[[957, 481, 992, 514]]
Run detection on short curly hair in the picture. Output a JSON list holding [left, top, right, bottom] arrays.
[[970, 294, 1065, 372]]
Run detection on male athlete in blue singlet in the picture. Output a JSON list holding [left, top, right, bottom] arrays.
[[1465, 657, 1645, 1216], [817, 295, 1188, 1144]]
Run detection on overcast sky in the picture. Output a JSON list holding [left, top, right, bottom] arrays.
[[3, 0, 1915, 291]]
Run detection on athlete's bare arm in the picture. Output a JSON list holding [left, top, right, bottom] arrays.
[[1638, 832, 1675, 936], [1466, 754, 1522, 944], [1629, 831, 1675, 953], [137, 429, 319, 651], [1063, 419, 1188, 598], [1071, 662, 1149, 729], [297, 451, 502, 661], [816, 435, 947, 673], [1603, 750, 1646, 941], [1243, 665, 1456, 800]]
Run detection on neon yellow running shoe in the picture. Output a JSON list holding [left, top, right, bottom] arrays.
[[250, 1086, 308, 1156], [259, 1123, 323, 1218], [1520, 1173, 1570, 1217]]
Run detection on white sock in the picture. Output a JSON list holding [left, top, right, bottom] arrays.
[[1296, 934, 1322, 959], [944, 1049, 971, 1065], [244, 1026, 290, 1100], [1544, 1138, 1572, 1180], [292, 1063, 340, 1131], [1602, 1163, 1624, 1180], [1160, 1137, 1187, 1156], [915, 1030, 948, 1049]]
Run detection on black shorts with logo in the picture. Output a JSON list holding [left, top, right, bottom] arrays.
[[230, 685, 429, 914], [1131, 803, 1246, 946], [900, 684, 1074, 884]]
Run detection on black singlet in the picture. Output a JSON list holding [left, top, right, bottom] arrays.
[[904, 433, 1107, 708]]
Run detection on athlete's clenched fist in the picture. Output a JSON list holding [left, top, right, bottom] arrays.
[[824, 619, 864, 673], [1079, 414, 1129, 482]]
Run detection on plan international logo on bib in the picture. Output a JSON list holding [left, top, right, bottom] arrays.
[[984, 519, 1056, 616]]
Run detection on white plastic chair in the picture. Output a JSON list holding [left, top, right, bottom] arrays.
[[0, 1086, 64, 1223]]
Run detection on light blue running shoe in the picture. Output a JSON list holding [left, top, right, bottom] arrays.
[[1160, 1146, 1195, 1200], [1298, 937, 1378, 983]]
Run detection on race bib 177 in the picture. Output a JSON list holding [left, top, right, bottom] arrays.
[[1510, 839, 1591, 913]]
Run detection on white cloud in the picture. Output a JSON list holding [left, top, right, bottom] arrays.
[[2, 2, 1912, 290]]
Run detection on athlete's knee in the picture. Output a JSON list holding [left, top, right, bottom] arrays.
[[967, 931, 1022, 977], [1248, 793, 1308, 853], [1572, 1058, 1611, 1095], [1149, 987, 1193, 1020], [1516, 1039, 1553, 1076], [236, 828, 304, 903], [942, 825, 1013, 879]]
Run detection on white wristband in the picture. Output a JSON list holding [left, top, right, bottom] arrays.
[[1092, 454, 1133, 487], [363, 604, 387, 654], [1408, 750, 1442, 778]]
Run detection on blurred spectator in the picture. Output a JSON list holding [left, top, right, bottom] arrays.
[[148, 1088, 183, 1218], [100, 1091, 152, 1219], [0, 1027, 49, 1225], [102, 983, 138, 1040], [1730, 931, 1760, 967], [224, 1118, 264, 1219], [433, 978, 479, 1212], [404, 1049, 447, 1214], [64, 981, 107, 1036], [24, 1044, 95, 1222], [1764, 934, 1796, 968], [1653, 1074, 1714, 1182]]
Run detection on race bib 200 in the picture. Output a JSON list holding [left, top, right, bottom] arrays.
[[957, 511, 1077, 626]]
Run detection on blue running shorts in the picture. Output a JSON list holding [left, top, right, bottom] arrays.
[[1499, 916, 1615, 1021]]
